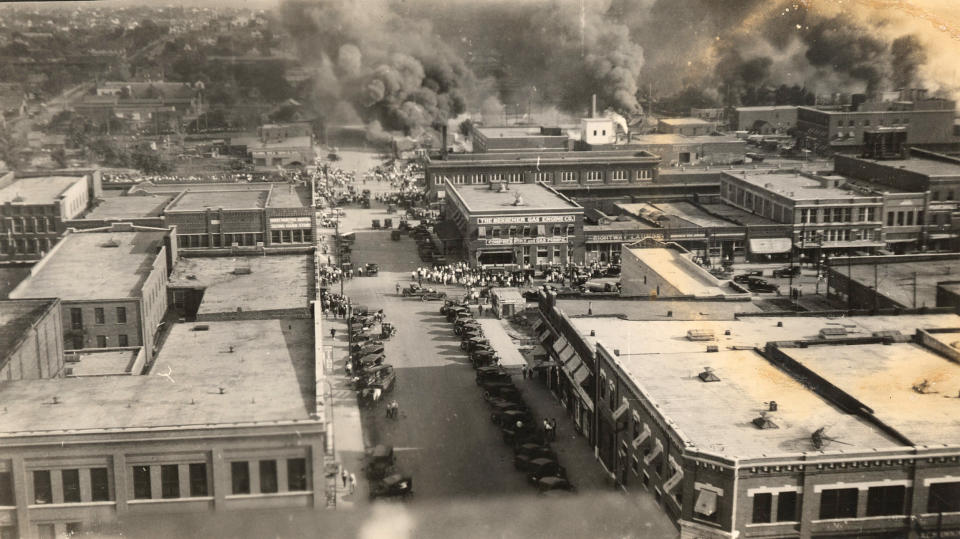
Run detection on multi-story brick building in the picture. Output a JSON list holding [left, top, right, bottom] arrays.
[[536, 302, 960, 539], [0, 172, 102, 262], [9, 224, 176, 363], [0, 298, 64, 381], [658, 118, 715, 136], [443, 179, 584, 268], [734, 106, 798, 134]]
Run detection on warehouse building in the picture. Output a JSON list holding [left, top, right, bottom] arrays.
[[734, 106, 798, 134], [9, 224, 176, 363], [0, 298, 64, 381], [825, 253, 960, 310]]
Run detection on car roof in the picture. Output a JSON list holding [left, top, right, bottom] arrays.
[[371, 444, 393, 457]]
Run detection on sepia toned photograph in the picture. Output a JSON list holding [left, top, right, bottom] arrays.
[[1, 0, 959, 537]]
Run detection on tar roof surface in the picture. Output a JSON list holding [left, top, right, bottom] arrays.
[[0, 176, 83, 205], [451, 183, 580, 212], [0, 319, 315, 434], [11, 231, 165, 300], [168, 255, 311, 315], [841, 258, 960, 308], [68, 349, 139, 376], [628, 134, 744, 145], [659, 118, 713, 126], [785, 340, 960, 446], [698, 203, 779, 225], [728, 171, 862, 200], [625, 248, 731, 296], [569, 314, 960, 456], [167, 189, 267, 211], [477, 126, 568, 138], [647, 202, 737, 228], [556, 299, 760, 321], [85, 192, 174, 219], [854, 157, 960, 178], [266, 184, 311, 208]]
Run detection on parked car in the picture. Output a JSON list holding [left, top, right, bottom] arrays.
[[537, 476, 576, 494], [483, 383, 521, 403], [440, 298, 470, 315], [364, 444, 395, 480], [514, 442, 556, 460], [772, 266, 800, 278], [470, 348, 499, 368], [364, 263, 380, 276], [445, 305, 471, 322], [369, 474, 413, 500], [747, 276, 779, 293], [493, 408, 533, 428], [361, 364, 396, 392], [526, 458, 567, 483], [733, 271, 763, 284], [351, 343, 385, 359], [476, 367, 512, 386]]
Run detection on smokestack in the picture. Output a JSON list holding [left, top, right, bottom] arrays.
[[441, 125, 448, 159], [592, 94, 597, 118]]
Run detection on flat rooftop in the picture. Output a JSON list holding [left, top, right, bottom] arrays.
[[839, 257, 960, 308], [85, 191, 174, 219], [556, 298, 760, 321], [616, 202, 736, 228], [449, 182, 580, 213], [736, 106, 797, 112], [659, 118, 713, 126], [167, 189, 267, 211], [0, 299, 57, 369], [628, 133, 743, 145], [0, 176, 84, 205], [0, 319, 315, 434], [625, 247, 730, 296], [266, 184, 311, 208], [476, 126, 569, 139], [435, 149, 659, 166], [244, 135, 313, 149], [726, 170, 864, 201], [699, 203, 779, 225], [851, 156, 960, 178], [168, 255, 311, 315], [11, 230, 166, 300], [66, 349, 140, 376], [785, 340, 960, 446], [569, 314, 960, 457]]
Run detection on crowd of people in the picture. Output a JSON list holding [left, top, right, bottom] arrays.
[[411, 263, 534, 290], [319, 291, 351, 318], [102, 171, 269, 184]]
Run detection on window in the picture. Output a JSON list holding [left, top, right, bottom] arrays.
[[637, 169, 652, 181], [71, 334, 83, 350], [182, 463, 207, 497], [897, 211, 905, 226], [118, 334, 128, 347], [949, 191, 955, 201], [91, 468, 110, 501], [288, 458, 307, 491], [37, 524, 55, 539], [33, 470, 52, 504], [62, 469, 81, 503], [70, 308, 83, 330], [36, 217, 46, 232], [917, 211, 924, 225], [778, 491, 799, 522], [866, 485, 905, 516], [231, 462, 250, 495], [24, 218, 34, 233], [752, 492, 772, 523], [11, 219, 22, 233], [161, 465, 179, 499], [585, 170, 603, 182], [887, 212, 895, 226], [94, 307, 105, 325], [819, 488, 858, 519], [928, 482, 960, 513], [133, 466, 152, 499], [611, 170, 628, 181], [259, 460, 278, 493], [0, 471, 13, 506], [933, 191, 940, 201], [66, 523, 82, 536], [116, 307, 127, 324], [907, 212, 914, 226], [560, 171, 577, 183], [507, 173, 523, 183], [96, 335, 107, 348]]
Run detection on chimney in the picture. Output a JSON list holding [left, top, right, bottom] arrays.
[[441, 125, 448, 159], [592, 94, 597, 118]]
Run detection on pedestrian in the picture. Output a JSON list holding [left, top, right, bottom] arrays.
[[550, 418, 558, 441], [341, 468, 349, 489], [396, 282, 401, 295], [330, 328, 337, 339], [349, 473, 356, 494], [345, 360, 353, 376], [543, 418, 551, 439], [521, 364, 528, 380]]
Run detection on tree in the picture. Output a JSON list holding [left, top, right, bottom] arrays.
[[131, 147, 172, 174], [0, 129, 24, 170], [51, 147, 67, 168]]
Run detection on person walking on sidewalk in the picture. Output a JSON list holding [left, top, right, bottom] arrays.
[[341, 468, 349, 489], [521, 365, 528, 380], [330, 328, 337, 340], [349, 472, 356, 494]]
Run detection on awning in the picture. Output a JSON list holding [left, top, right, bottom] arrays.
[[537, 328, 552, 343], [612, 399, 629, 421], [695, 489, 718, 516], [559, 345, 577, 366], [663, 457, 683, 493], [632, 424, 651, 449], [643, 439, 663, 465], [552, 336, 569, 355], [532, 318, 544, 332], [572, 364, 590, 386], [749, 237, 792, 254], [529, 345, 547, 358]]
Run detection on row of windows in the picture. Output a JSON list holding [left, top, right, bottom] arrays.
[[886, 210, 924, 227], [931, 190, 956, 202], [69, 307, 127, 330], [751, 482, 960, 523], [836, 117, 910, 128], [0, 237, 53, 255], [270, 229, 312, 244], [3, 216, 57, 234], [800, 228, 878, 243], [26, 468, 111, 505], [435, 169, 653, 185], [177, 233, 265, 249], [477, 224, 575, 239], [799, 207, 879, 224], [228, 459, 308, 495], [132, 463, 208, 499]]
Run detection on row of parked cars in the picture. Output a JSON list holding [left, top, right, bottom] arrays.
[[440, 299, 576, 495], [412, 224, 447, 265], [732, 266, 800, 293]]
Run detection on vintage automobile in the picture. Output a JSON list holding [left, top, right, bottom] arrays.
[[476, 367, 512, 386], [380, 322, 397, 339], [459, 329, 484, 345], [445, 305, 471, 322], [525, 458, 567, 483], [514, 442, 556, 461], [356, 353, 386, 370], [772, 266, 801, 278], [461, 336, 490, 353], [391, 229, 402, 241], [746, 276, 779, 293], [369, 474, 413, 500], [440, 298, 470, 316], [455, 320, 482, 337], [493, 408, 533, 428], [364, 444, 396, 480], [364, 263, 380, 276], [419, 289, 447, 301], [362, 364, 396, 392], [470, 348, 498, 368], [490, 399, 528, 420], [502, 415, 538, 445], [372, 219, 381, 229], [482, 381, 520, 402], [733, 271, 763, 284], [401, 283, 426, 297], [349, 332, 375, 344], [536, 476, 576, 494], [351, 342, 384, 357], [383, 217, 393, 228]]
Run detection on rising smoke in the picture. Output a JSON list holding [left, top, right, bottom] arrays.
[[278, 0, 947, 138]]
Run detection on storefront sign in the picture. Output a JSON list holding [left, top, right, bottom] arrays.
[[484, 236, 566, 246], [269, 217, 312, 229], [477, 215, 576, 225]]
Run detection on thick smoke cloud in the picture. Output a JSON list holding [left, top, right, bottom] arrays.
[[891, 35, 928, 91]]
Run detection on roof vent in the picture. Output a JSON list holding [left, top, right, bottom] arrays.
[[101, 238, 120, 248], [698, 366, 720, 382], [512, 192, 525, 206], [686, 329, 715, 341], [233, 267, 252, 275], [706, 344, 719, 353], [192, 324, 210, 331], [186, 274, 197, 280], [11, 194, 24, 203], [752, 411, 779, 429], [819, 326, 847, 338]]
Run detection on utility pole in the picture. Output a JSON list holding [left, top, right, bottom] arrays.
[[873, 262, 878, 312], [913, 271, 917, 309]]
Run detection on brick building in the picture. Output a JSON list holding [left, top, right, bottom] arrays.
[[443, 180, 584, 268], [657, 118, 715, 136], [9, 224, 176, 363], [0, 172, 102, 262], [0, 298, 64, 381], [535, 301, 960, 538], [734, 106, 798, 134]]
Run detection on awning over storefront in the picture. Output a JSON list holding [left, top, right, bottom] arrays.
[[552, 336, 569, 355], [695, 489, 718, 517], [532, 318, 544, 332], [749, 237, 792, 254], [537, 328, 552, 343], [559, 345, 577, 366], [572, 365, 590, 386]]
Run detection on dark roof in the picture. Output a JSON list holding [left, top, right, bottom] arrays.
[[0, 299, 58, 372]]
